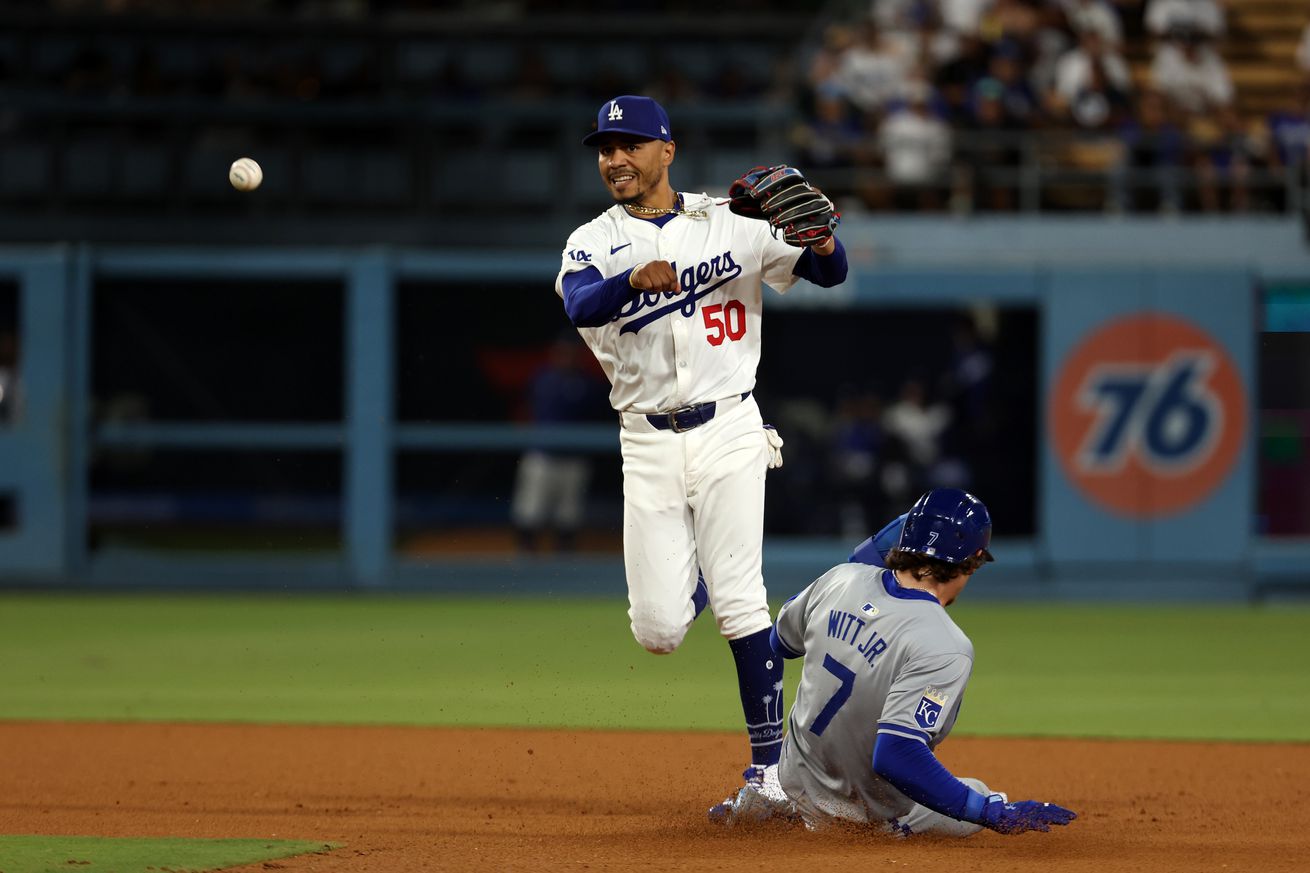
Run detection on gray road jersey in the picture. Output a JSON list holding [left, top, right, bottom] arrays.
[[773, 563, 974, 824]]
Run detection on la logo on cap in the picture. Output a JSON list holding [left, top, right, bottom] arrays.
[[608, 100, 623, 120]]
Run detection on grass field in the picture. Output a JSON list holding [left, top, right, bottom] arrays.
[[0, 836, 336, 873], [2, 593, 1308, 741]]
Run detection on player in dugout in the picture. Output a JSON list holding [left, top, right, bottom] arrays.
[[710, 488, 1078, 837]]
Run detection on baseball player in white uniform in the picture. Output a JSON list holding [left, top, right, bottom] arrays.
[[554, 95, 849, 792], [709, 489, 1078, 837]]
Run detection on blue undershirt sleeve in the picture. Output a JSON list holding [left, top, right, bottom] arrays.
[[872, 732, 990, 823], [769, 624, 803, 659], [561, 266, 636, 328], [790, 238, 848, 288]]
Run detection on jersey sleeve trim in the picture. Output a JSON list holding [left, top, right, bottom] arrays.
[[877, 722, 932, 744], [769, 624, 803, 659]]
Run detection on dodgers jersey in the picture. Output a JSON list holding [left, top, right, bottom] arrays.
[[772, 563, 974, 823], [555, 192, 803, 415]]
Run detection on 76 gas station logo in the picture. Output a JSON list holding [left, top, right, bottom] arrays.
[[1075, 351, 1222, 475], [1050, 314, 1246, 518]]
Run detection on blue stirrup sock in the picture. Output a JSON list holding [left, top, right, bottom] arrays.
[[728, 626, 785, 767], [691, 571, 709, 620]]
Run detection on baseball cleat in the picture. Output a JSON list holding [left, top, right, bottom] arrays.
[[708, 765, 797, 826]]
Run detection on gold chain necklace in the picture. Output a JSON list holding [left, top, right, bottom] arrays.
[[624, 196, 709, 220]]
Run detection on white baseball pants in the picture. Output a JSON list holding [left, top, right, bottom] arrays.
[[618, 394, 773, 653]]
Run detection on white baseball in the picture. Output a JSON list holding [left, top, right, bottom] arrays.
[[229, 157, 263, 192]]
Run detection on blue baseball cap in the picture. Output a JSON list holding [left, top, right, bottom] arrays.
[[582, 95, 673, 146]]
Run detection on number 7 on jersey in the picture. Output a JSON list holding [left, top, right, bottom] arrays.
[[808, 654, 856, 736]]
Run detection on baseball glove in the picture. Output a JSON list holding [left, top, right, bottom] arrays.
[[728, 165, 839, 248]]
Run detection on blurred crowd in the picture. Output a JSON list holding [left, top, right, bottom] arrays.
[[0, 13, 792, 112], [10, 0, 798, 18], [766, 314, 1002, 539], [795, 0, 1308, 213], [2, 0, 1306, 216]]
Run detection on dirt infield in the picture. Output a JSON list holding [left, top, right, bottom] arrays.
[[2, 722, 1306, 873]]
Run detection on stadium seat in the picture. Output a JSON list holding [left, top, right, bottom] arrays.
[[62, 136, 116, 198], [499, 150, 556, 207], [120, 143, 171, 198], [0, 143, 50, 199]]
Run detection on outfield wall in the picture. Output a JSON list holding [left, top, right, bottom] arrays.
[[1, 216, 1307, 599]]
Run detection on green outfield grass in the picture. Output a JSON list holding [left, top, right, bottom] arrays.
[[1, 593, 1307, 741], [0, 836, 336, 873]]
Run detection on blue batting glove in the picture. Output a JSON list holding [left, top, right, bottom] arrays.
[[979, 794, 1077, 834]]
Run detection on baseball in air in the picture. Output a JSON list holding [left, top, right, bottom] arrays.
[[229, 157, 263, 192]]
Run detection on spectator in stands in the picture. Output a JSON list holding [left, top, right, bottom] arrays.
[[1048, 28, 1133, 129], [1265, 80, 1310, 210], [941, 315, 996, 449], [1113, 88, 1185, 212], [977, 0, 1043, 50], [881, 376, 952, 495], [510, 334, 607, 554], [874, 79, 953, 210], [1296, 22, 1310, 83], [872, 0, 918, 33], [1145, 0, 1226, 40], [793, 83, 867, 175], [1193, 105, 1260, 212], [837, 19, 911, 115], [1028, 22, 1074, 100], [964, 77, 1024, 210], [1059, 0, 1124, 48], [1150, 23, 1233, 117], [986, 39, 1042, 127], [932, 315, 995, 492], [933, 33, 991, 126], [940, 0, 995, 37], [829, 387, 887, 540], [884, 2, 962, 81], [808, 23, 856, 94]]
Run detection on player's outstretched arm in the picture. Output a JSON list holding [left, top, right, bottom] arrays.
[[561, 266, 638, 327], [872, 733, 1077, 835], [728, 164, 840, 249]]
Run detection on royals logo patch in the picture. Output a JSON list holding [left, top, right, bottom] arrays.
[[914, 687, 950, 730]]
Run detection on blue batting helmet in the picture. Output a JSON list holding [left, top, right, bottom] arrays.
[[896, 489, 995, 564]]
